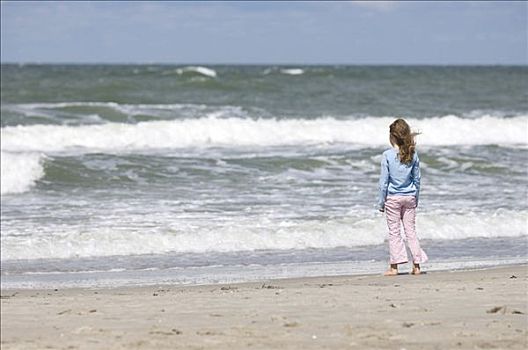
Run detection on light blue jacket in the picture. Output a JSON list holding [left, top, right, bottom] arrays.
[[377, 148, 421, 210]]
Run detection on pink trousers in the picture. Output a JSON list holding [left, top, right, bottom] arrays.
[[385, 195, 428, 265]]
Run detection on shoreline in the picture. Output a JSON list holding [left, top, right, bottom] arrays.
[[2, 264, 527, 349], [1, 257, 526, 291]]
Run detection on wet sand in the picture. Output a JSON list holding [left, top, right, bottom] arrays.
[[1, 264, 527, 349]]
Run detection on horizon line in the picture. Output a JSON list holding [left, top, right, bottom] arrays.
[[1, 61, 527, 67]]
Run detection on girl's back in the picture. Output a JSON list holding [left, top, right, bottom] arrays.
[[381, 147, 420, 197]]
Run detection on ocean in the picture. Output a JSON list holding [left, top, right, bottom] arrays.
[[1, 64, 527, 289]]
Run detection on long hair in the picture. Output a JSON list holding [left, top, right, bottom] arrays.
[[389, 119, 419, 164]]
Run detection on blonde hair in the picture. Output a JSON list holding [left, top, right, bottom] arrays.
[[389, 118, 419, 164]]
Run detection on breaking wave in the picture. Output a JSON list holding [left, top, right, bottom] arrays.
[[1, 152, 45, 195], [2, 115, 526, 154], [1, 209, 526, 260]]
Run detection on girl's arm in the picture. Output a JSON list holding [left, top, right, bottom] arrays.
[[412, 154, 421, 207], [377, 153, 389, 211]]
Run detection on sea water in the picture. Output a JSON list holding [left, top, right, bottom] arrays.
[[1, 65, 527, 288]]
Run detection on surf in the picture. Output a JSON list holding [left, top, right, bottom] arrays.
[[1, 209, 526, 260], [2, 115, 527, 155]]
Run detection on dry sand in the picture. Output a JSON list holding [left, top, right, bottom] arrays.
[[1, 264, 527, 349]]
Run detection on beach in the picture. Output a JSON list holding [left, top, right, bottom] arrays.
[[1, 64, 527, 348], [2, 3, 527, 348], [1, 264, 526, 349]]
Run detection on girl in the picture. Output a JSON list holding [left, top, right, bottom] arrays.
[[377, 118, 428, 276]]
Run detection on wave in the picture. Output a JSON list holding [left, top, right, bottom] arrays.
[[262, 67, 305, 75], [1, 209, 526, 260], [4, 101, 202, 110], [280, 68, 304, 75], [162, 66, 217, 78], [2, 102, 253, 124], [1, 115, 525, 194], [1, 152, 45, 195], [4, 102, 524, 125], [2, 115, 527, 154]]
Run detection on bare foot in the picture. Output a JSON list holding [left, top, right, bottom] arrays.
[[384, 269, 399, 276], [411, 264, 421, 275]]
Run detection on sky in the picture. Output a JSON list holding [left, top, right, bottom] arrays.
[[1, 1, 526, 65]]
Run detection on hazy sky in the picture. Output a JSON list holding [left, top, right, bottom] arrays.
[[1, 1, 526, 64]]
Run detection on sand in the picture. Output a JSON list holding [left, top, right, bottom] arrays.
[[1, 264, 527, 349]]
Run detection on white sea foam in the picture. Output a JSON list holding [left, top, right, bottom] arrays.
[[280, 68, 304, 75], [2, 115, 527, 155], [170, 66, 217, 78], [1, 152, 45, 195], [1, 209, 526, 260]]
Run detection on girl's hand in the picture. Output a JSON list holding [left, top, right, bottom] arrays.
[[378, 207, 384, 213]]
